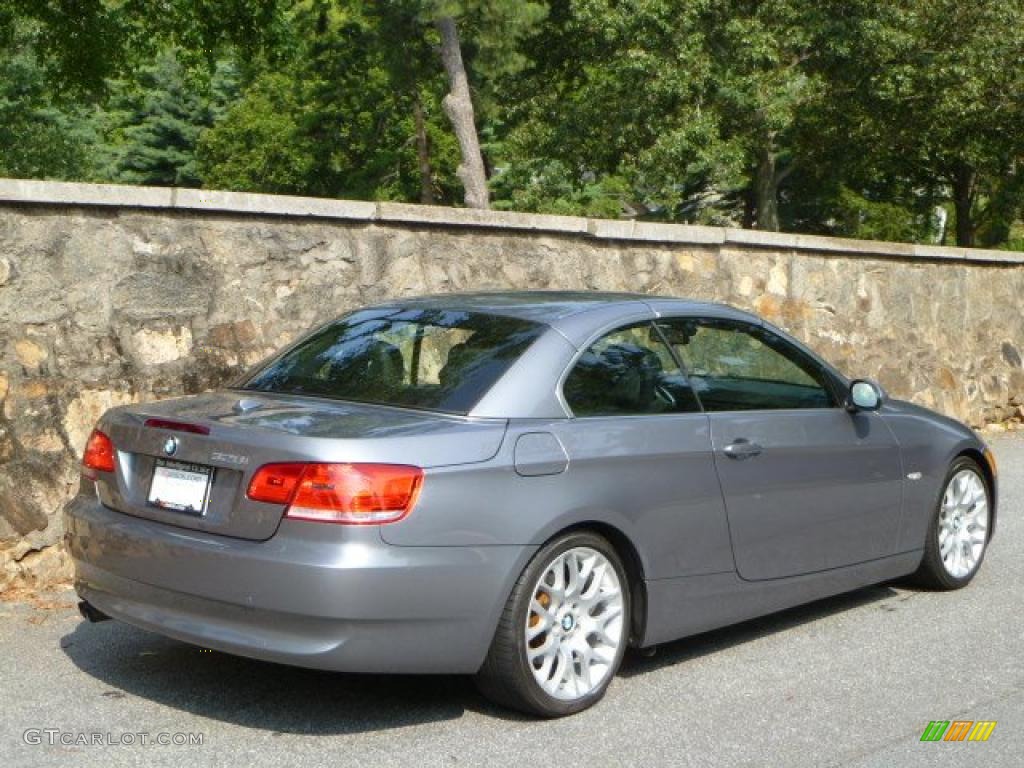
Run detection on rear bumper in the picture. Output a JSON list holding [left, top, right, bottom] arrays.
[[64, 493, 535, 674]]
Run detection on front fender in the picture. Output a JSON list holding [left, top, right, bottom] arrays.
[[880, 399, 995, 550]]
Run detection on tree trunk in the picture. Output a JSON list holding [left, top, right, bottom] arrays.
[[741, 185, 756, 229], [413, 94, 435, 205], [755, 145, 780, 232], [952, 163, 975, 247], [435, 17, 489, 209]]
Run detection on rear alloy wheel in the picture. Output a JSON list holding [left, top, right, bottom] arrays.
[[915, 457, 991, 589], [475, 532, 630, 717]]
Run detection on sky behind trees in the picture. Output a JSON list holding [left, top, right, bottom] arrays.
[[1, 0, 1022, 249]]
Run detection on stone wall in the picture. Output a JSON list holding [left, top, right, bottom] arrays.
[[2, 178, 1023, 589]]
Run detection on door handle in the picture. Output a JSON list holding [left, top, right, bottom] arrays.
[[723, 439, 763, 460]]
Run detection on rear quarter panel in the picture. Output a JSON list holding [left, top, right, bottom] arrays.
[[381, 416, 735, 581]]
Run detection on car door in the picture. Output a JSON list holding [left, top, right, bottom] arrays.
[[548, 320, 735, 580], [658, 316, 903, 581]]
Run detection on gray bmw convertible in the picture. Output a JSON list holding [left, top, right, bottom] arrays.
[[67, 291, 997, 717]]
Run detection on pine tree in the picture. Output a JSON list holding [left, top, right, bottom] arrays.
[[101, 50, 237, 187]]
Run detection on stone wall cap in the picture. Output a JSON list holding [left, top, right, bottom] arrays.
[[588, 218, 725, 244], [1, 177, 1022, 265], [377, 201, 590, 234], [0, 178, 378, 220], [0, 178, 175, 208], [174, 188, 377, 219]]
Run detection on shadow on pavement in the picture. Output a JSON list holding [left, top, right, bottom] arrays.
[[620, 583, 900, 677], [60, 619, 482, 734], [60, 582, 902, 731]]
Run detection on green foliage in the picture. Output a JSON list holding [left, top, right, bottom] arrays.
[[497, 0, 720, 219], [490, 160, 628, 218], [195, 72, 313, 194], [833, 187, 932, 244], [413, 0, 548, 77], [1002, 222, 1024, 252], [811, 0, 1024, 246], [198, 5, 463, 201], [4, 0, 131, 94], [495, 0, 828, 226], [98, 50, 238, 187], [0, 20, 96, 179], [0, 0, 1022, 250]]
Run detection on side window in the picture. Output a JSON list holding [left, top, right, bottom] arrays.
[[659, 318, 836, 411], [563, 322, 701, 416]]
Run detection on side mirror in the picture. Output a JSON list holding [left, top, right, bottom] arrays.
[[847, 379, 884, 412]]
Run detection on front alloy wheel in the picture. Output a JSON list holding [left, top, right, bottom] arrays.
[[937, 468, 989, 579], [476, 532, 630, 717], [915, 457, 991, 589]]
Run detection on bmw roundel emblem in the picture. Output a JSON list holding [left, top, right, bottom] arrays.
[[163, 436, 179, 456]]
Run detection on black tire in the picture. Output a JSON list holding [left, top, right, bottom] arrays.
[[475, 531, 631, 718], [914, 456, 991, 590]]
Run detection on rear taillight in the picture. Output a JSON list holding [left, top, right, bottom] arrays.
[[247, 463, 423, 525], [246, 463, 306, 505], [83, 429, 116, 475]]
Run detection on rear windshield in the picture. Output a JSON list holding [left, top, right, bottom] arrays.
[[241, 308, 546, 415]]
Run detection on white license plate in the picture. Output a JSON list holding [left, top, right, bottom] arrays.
[[148, 459, 214, 515]]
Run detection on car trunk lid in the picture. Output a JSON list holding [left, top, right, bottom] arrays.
[[94, 390, 507, 540]]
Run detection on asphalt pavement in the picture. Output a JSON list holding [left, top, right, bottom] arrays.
[[2, 433, 1022, 768]]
